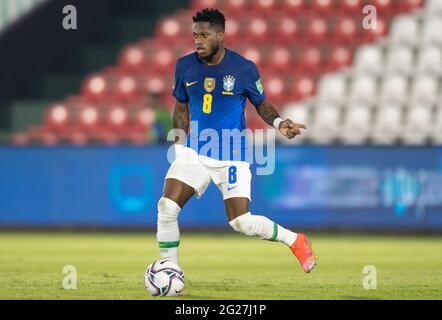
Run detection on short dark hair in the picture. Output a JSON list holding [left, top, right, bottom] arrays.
[[192, 8, 225, 32]]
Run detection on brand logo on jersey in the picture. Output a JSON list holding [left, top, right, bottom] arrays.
[[255, 79, 264, 95], [185, 81, 198, 87], [227, 185, 238, 191], [223, 75, 235, 93], [204, 78, 216, 93]]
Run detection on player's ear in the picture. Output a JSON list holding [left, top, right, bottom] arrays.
[[217, 31, 224, 42]]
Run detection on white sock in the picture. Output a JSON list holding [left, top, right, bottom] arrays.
[[229, 212, 297, 246], [156, 197, 181, 264]]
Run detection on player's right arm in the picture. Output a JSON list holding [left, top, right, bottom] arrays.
[[171, 59, 189, 144], [172, 100, 189, 144]]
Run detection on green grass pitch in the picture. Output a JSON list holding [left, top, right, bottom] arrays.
[[0, 232, 441, 300]]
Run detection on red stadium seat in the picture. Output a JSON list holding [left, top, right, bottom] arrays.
[[339, 0, 364, 13], [113, 74, 140, 103], [305, 17, 329, 43], [268, 47, 292, 69], [27, 126, 59, 146], [296, 46, 323, 73], [81, 73, 109, 102], [311, 0, 336, 13], [273, 17, 301, 41], [247, 17, 270, 42], [10, 132, 30, 146], [240, 46, 264, 67], [283, 0, 309, 13], [326, 46, 353, 70], [225, 17, 241, 41], [134, 107, 156, 130], [397, 0, 424, 11], [118, 45, 146, 72], [289, 75, 316, 101], [334, 17, 358, 43], [45, 103, 70, 132], [256, 0, 277, 12]]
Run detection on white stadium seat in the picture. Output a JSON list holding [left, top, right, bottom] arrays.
[[410, 75, 440, 105], [385, 45, 414, 75], [426, 0, 442, 17], [348, 74, 378, 105], [371, 105, 403, 144], [401, 105, 433, 145], [280, 102, 311, 144], [340, 104, 372, 144], [316, 73, 348, 105], [353, 45, 384, 75], [379, 74, 409, 105], [390, 15, 419, 46], [309, 103, 341, 144], [416, 46, 442, 75], [420, 18, 442, 46]]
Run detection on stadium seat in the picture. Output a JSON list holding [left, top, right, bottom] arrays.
[[81, 73, 109, 102], [297, 46, 323, 73], [289, 75, 316, 101], [305, 17, 329, 43], [339, 0, 364, 13], [309, 103, 341, 144], [348, 74, 378, 105], [353, 45, 384, 75], [326, 46, 353, 70], [283, 0, 308, 13], [268, 47, 292, 69], [385, 45, 414, 75], [247, 17, 270, 42], [425, 0, 442, 16], [416, 46, 442, 75], [273, 17, 300, 41], [409, 75, 440, 105], [379, 74, 409, 105], [420, 17, 442, 46], [334, 17, 358, 43], [340, 104, 371, 144], [316, 73, 347, 105], [44, 103, 70, 132], [401, 104, 433, 145], [311, 0, 335, 13], [371, 105, 403, 144]]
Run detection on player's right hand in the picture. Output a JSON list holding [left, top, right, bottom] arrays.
[[279, 119, 307, 139]]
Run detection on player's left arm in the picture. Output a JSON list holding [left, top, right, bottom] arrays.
[[255, 99, 307, 139]]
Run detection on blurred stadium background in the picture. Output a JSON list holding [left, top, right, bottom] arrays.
[[0, 0, 442, 300], [1, 0, 441, 231]]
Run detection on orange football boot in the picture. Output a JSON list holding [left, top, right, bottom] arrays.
[[289, 233, 318, 273]]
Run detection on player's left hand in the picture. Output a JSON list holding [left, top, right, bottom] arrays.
[[279, 119, 307, 139]]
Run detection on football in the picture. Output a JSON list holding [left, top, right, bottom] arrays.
[[144, 259, 185, 296]]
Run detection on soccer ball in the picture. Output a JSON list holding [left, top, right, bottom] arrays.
[[144, 259, 185, 296]]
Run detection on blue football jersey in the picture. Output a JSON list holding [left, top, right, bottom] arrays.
[[172, 48, 266, 161]]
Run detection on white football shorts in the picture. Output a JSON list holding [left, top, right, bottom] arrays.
[[164, 145, 252, 201]]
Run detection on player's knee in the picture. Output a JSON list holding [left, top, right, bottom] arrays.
[[229, 212, 255, 236], [157, 197, 181, 224]]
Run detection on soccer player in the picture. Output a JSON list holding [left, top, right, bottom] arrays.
[[156, 8, 317, 273]]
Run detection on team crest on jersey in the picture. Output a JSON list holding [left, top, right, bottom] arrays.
[[204, 77, 216, 93], [223, 75, 235, 92]]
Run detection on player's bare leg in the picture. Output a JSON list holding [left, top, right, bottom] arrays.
[[156, 178, 195, 265], [225, 197, 318, 273]]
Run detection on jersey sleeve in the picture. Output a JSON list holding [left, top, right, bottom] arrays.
[[172, 59, 188, 103], [243, 61, 266, 107]]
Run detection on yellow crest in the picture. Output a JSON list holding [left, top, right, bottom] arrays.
[[204, 77, 216, 93]]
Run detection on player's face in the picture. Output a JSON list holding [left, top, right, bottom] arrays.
[[193, 22, 223, 61]]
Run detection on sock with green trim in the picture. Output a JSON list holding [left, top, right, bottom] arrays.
[[229, 212, 297, 246], [156, 197, 181, 265]]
